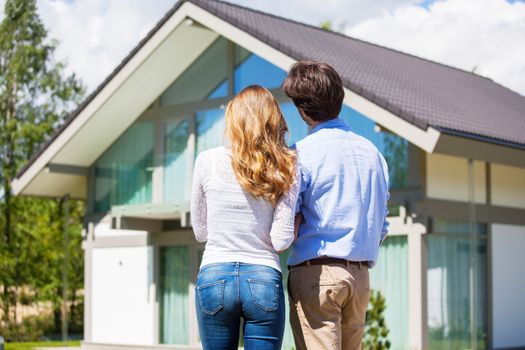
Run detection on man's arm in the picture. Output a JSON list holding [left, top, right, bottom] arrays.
[[380, 198, 389, 245], [294, 213, 303, 241], [379, 153, 390, 245]]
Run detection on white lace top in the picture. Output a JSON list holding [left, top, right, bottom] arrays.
[[191, 146, 299, 272]]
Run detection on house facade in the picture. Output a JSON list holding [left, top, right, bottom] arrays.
[[12, 1, 525, 349]]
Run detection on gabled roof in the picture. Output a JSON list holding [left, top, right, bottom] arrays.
[[12, 0, 525, 197], [190, 0, 525, 149]]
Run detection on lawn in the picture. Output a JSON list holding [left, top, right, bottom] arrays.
[[5, 341, 81, 350]]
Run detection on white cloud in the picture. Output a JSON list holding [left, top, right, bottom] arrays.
[[1, 0, 424, 91], [36, 0, 175, 90], [225, 0, 423, 30], [1, 0, 524, 96], [345, 0, 525, 95]]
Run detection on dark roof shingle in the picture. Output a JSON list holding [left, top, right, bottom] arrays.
[[191, 0, 525, 148], [17, 0, 525, 180]]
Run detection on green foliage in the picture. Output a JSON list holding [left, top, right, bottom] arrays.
[[320, 21, 333, 30], [363, 290, 391, 350], [0, 315, 53, 342], [0, 0, 85, 339]]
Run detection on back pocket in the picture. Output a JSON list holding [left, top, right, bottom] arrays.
[[197, 280, 225, 315], [248, 279, 279, 312]]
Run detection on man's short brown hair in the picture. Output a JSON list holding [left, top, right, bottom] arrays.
[[282, 61, 344, 122]]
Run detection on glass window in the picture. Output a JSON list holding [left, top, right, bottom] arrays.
[[94, 121, 154, 212], [280, 103, 308, 146], [432, 218, 487, 236], [369, 236, 409, 350], [340, 106, 408, 189], [427, 224, 488, 349], [234, 46, 286, 93], [196, 108, 225, 155], [161, 37, 229, 106], [159, 246, 190, 345], [207, 80, 228, 100], [164, 118, 190, 203]]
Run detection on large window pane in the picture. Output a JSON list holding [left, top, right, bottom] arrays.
[[196, 108, 225, 155], [164, 118, 190, 203], [427, 234, 488, 349], [370, 236, 409, 350], [433, 218, 487, 236], [280, 103, 308, 146], [161, 38, 229, 106], [340, 106, 408, 189], [94, 121, 154, 212], [160, 246, 190, 345], [234, 46, 286, 93]]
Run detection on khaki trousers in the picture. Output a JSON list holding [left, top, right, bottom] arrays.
[[288, 261, 370, 350]]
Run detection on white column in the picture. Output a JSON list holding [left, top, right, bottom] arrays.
[[408, 222, 428, 350], [83, 222, 94, 343], [152, 120, 165, 204]]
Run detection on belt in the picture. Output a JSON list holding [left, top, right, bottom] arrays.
[[289, 257, 369, 269]]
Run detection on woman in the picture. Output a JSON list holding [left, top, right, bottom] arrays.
[[190, 85, 299, 350]]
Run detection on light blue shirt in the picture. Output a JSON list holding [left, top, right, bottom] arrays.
[[288, 118, 390, 267]]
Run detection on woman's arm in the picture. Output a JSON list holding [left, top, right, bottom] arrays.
[[190, 153, 208, 243], [270, 172, 300, 253]]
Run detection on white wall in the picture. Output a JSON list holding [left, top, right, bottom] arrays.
[[94, 220, 148, 238], [491, 163, 525, 209], [426, 153, 486, 203], [491, 224, 525, 349], [91, 246, 154, 345]]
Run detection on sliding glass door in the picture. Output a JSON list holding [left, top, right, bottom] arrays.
[[426, 219, 488, 349], [369, 236, 409, 350], [159, 246, 190, 345]]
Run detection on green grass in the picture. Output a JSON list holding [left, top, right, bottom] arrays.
[[5, 341, 81, 350]]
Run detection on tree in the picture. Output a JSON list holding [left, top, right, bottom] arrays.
[[320, 21, 333, 31], [0, 0, 84, 334]]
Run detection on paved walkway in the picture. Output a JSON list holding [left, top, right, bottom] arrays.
[[34, 347, 81, 350]]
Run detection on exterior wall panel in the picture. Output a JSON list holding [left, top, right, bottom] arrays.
[[426, 153, 486, 203], [94, 221, 149, 239], [492, 164, 525, 209], [91, 247, 154, 345], [491, 223, 525, 349]]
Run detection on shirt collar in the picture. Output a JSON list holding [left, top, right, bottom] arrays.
[[309, 118, 348, 135]]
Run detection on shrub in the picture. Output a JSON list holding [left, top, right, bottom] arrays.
[[0, 315, 54, 342], [363, 290, 391, 350]]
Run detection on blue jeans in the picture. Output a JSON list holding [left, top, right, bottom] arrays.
[[195, 262, 285, 350]]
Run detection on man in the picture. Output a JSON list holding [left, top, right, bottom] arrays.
[[283, 61, 390, 350]]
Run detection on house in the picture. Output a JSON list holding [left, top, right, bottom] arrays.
[[12, 0, 525, 349]]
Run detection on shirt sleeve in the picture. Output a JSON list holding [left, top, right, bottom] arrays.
[[294, 162, 309, 214], [190, 153, 208, 243], [379, 153, 390, 244], [270, 170, 301, 252]]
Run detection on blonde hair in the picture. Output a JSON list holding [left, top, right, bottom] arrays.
[[225, 85, 296, 206]]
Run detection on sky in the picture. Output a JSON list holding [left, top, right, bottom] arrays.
[[0, 0, 524, 96]]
